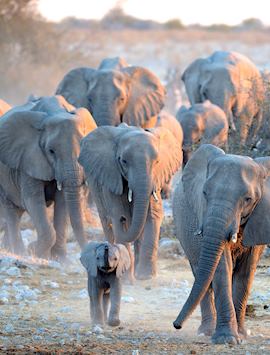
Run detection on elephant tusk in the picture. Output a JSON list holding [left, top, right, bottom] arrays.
[[231, 233, 238, 243], [128, 189, 133, 202], [85, 180, 89, 187], [57, 181, 62, 191], [152, 190, 159, 202]]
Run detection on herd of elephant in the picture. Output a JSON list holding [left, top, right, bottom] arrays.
[[0, 50, 270, 345]]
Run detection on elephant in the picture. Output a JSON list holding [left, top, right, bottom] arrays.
[[55, 63, 165, 128], [0, 95, 97, 258], [181, 51, 264, 144], [172, 144, 270, 344], [78, 124, 182, 280], [80, 241, 130, 326], [176, 100, 228, 164], [0, 99, 11, 116], [155, 111, 183, 198], [98, 56, 129, 70]]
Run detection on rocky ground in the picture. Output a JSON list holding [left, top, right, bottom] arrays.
[[0, 205, 270, 354]]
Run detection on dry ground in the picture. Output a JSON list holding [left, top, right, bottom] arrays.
[[0, 216, 270, 355]]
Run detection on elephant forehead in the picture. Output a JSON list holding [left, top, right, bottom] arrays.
[[209, 155, 258, 181], [98, 70, 126, 85], [120, 130, 159, 154]]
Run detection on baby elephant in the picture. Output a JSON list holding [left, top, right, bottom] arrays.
[[80, 241, 131, 327], [176, 100, 228, 164]]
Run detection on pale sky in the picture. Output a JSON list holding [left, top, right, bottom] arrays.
[[38, 0, 270, 26]]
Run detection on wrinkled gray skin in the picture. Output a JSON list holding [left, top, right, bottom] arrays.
[[79, 125, 182, 280], [0, 96, 97, 258], [173, 144, 270, 344], [56, 61, 165, 128], [80, 241, 130, 326], [182, 51, 264, 144], [98, 56, 129, 71], [177, 100, 228, 164]]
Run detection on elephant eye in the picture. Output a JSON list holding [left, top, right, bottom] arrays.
[[118, 156, 127, 165], [96, 256, 100, 260], [244, 196, 252, 203], [49, 149, 55, 155], [114, 257, 117, 261]]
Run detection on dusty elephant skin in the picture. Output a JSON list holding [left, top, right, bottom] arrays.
[[176, 100, 228, 164], [172, 144, 270, 344], [78, 124, 182, 280], [56, 57, 165, 128], [182, 51, 264, 144], [80, 241, 130, 327], [0, 95, 97, 259]]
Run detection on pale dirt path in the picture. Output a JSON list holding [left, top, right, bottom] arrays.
[[0, 213, 270, 354], [0, 246, 270, 354]]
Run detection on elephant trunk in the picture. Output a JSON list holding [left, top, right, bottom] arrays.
[[64, 186, 87, 249], [173, 204, 232, 329], [60, 162, 87, 249], [116, 175, 151, 244]]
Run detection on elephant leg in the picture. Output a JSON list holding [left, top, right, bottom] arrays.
[[90, 280, 105, 326], [232, 245, 264, 339], [211, 248, 240, 345], [103, 292, 110, 323], [23, 180, 56, 259], [239, 114, 253, 146], [108, 279, 121, 327], [2, 203, 24, 255], [51, 190, 68, 261], [198, 286, 217, 336], [247, 110, 263, 146], [135, 195, 163, 280]]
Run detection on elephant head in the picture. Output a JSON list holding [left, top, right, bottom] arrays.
[[173, 144, 270, 329], [0, 96, 97, 248], [176, 101, 228, 164], [80, 241, 131, 278], [98, 56, 129, 71], [56, 65, 165, 128], [79, 125, 182, 244], [176, 104, 205, 163]]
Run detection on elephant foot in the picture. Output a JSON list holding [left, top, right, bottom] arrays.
[[212, 328, 240, 345], [108, 317, 120, 327], [135, 263, 157, 280], [198, 321, 216, 336], [28, 241, 50, 260], [238, 325, 249, 339], [51, 245, 68, 263]]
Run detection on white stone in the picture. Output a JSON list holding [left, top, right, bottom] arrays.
[[121, 295, 135, 303], [93, 325, 103, 334], [5, 267, 21, 277], [78, 289, 88, 299]]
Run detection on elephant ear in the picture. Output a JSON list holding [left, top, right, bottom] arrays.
[[116, 244, 131, 278], [122, 66, 166, 127], [0, 110, 54, 180], [243, 157, 270, 246], [55, 95, 76, 113], [56, 67, 96, 109], [74, 107, 97, 135], [80, 242, 100, 277], [151, 127, 183, 190], [182, 144, 225, 227], [79, 126, 124, 195]]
